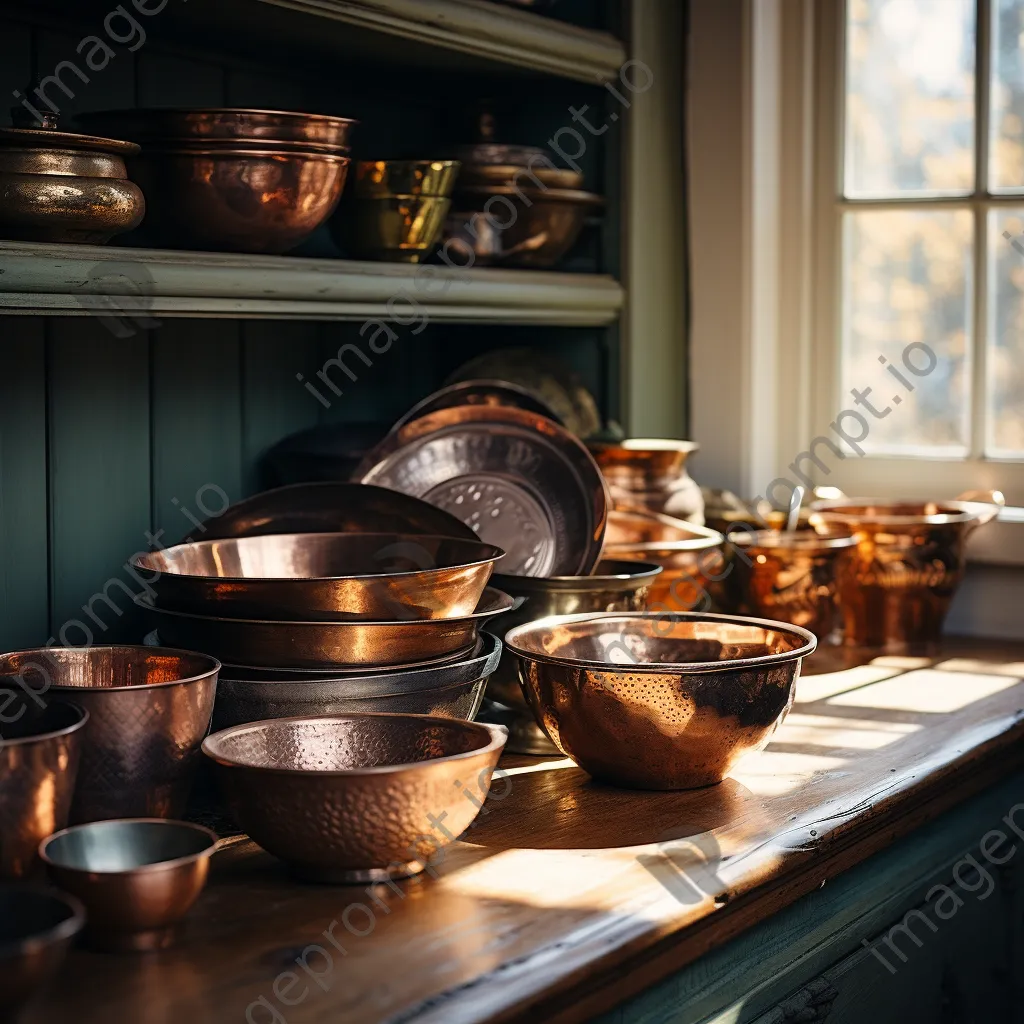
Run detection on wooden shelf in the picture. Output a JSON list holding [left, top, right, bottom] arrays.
[[0, 242, 624, 325]]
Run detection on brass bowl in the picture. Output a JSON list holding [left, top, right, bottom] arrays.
[[602, 509, 726, 611], [211, 633, 501, 729], [123, 145, 349, 253], [723, 529, 859, 641], [0, 126, 144, 243], [0, 702, 87, 880], [485, 559, 661, 711], [77, 108, 357, 150], [334, 193, 452, 263], [203, 713, 507, 882], [811, 498, 1001, 652], [145, 588, 514, 669], [134, 532, 503, 622], [40, 819, 218, 952], [0, 885, 84, 1020], [444, 184, 603, 268], [0, 647, 220, 825], [352, 159, 460, 197], [589, 439, 704, 521], [505, 611, 816, 790]]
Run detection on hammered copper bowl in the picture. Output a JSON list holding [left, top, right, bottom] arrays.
[[0, 702, 87, 880], [505, 612, 816, 790], [203, 714, 507, 883], [811, 499, 1000, 652], [40, 819, 218, 952], [133, 532, 503, 621], [723, 529, 859, 642], [0, 885, 84, 1023], [123, 146, 349, 253], [0, 647, 220, 824]]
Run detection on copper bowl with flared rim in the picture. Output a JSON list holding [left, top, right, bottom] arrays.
[[589, 439, 704, 520], [504, 611, 816, 790], [142, 588, 514, 670], [0, 885, 84, 1020], [810, 498, 1001, 651], [39, 818, 219, 952], [0, 647, 220, 825], [133, 532, 503, 622], [722, 529, 859, 641], [203, 713, 507, 882], [485, 559, 662, 710], [76, 107, 358, 149], [0, 702, 88, 880], [352, 159, 460, 197]]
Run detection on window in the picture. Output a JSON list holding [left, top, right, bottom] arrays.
[[814, 0, 1024, 503]]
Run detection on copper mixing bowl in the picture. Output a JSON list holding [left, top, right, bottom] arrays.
[[811, 498, 1000, 652], [40, 819, 219, 952], [0, 647, 220, 824], [0, 885, 84, 1021], [133, 532, 503, 621], [123, 145, 349, 253], [0, 702, 87, 880], [505, 611, 816, 790], [203, 713, 507, 882]]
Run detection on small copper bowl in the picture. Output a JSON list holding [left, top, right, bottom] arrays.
[[811, 498, 1000, 651], [204, 713, 507, 883], [505, 611, 815, 790], [0, 885, 84, 1020], [723, 529, 859, 642], [0, 702, 87, 880], [351, 159, 460, 198], [589, 439, 704, 521], [0, 647, 220, 825], [40, 819, 218, 952]]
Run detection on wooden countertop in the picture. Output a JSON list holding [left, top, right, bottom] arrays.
[[29, 640, 1024, 1024]]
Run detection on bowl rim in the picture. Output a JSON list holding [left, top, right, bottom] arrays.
[[589, 437, 700, 454], [727, 529, 859, 552], [493, 559, 662, 591], [810, 497, 992, 526], [0, 645, 221, 693], [76, 107, 360, 125], [38, 818, 219, 876], [132, 531, 504, 584], [201, 712, 508, 776], [0, 700, 89, 746], [504, 610, 817, 672], [0, 884, 86, 959]]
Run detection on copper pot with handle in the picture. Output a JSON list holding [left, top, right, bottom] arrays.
[[810, 491, 1003, 652]]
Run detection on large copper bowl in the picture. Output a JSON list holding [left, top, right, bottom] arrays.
[[602, 509, 726, 612], [133, 532, 503, 621], [811, 499, 1000, 651], [505, 612, 815, 790], [722, 529, 859, 642], [589, 439, 704, 522], [0, 885, 84, 1022], [203, 714, 507, 882], [0, 703, 87, 880], [0, 647, 220, 824]]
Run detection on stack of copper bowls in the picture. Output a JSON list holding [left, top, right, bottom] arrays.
[[76, 107, 357, 253], [133, 484, 513, 727]]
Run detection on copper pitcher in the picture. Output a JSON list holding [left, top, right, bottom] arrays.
[[810, 494, 1002, 652]]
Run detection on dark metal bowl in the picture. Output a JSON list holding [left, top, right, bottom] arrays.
[[0, 885, 84, 1020], [0, 647, 220, 824], [505, 611, 816, 790], [211, 632, 501, 729], [134, 532, 503, 622], [203, 714, 507, 882], [0, 702, 88, 880]]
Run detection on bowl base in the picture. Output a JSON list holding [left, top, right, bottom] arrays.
[[87, 924, 179, 953], [289, 861, 426, 885]]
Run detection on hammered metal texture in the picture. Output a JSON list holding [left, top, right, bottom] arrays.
[[0, 703, 87, 879], [0, 647, 219, 825], [812, 500, 998, 652], [204, 715, 506, 882], [505, 612, 815, 790], [135, 532, 501, 621]]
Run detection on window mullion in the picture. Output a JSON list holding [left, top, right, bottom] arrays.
[[972, 0, 992, 458]]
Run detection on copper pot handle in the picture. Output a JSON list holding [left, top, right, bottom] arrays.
[[956, 489, 1005, 526]]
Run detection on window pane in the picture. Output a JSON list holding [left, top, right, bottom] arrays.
[[987, 209, 1024, 454], [842, 209, 972, 454], [991, 0, 1024, 190], [845, 0, 975, 197]]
